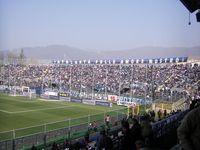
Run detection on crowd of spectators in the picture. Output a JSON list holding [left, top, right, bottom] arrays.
[[37, 107, 185, 150], [29, 100, 199, 150], [0, 63, 199, 101]]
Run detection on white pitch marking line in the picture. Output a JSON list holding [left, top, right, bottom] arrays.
[[39, 99, 66, 102], [0, 105, 75, 114], [0, 109, 12, 113]]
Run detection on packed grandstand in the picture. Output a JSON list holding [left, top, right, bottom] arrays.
[[1, 57, 199, 103], [0, 57, 199, 150]]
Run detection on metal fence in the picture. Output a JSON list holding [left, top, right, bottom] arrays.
[[0, 108, 126, 150]]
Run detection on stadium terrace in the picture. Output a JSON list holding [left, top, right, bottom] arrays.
[[1, 56, 198, 106]]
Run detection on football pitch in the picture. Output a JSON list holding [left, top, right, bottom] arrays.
[[0, 94, 126, 141]]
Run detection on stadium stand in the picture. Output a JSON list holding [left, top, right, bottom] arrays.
[[0, 61, 199, 102], [0, 59, 199, 149]]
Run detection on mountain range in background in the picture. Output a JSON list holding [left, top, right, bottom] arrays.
[[2, 45, 200, 60]]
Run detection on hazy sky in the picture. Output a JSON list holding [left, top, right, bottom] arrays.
[[0, 0, 200, 51]]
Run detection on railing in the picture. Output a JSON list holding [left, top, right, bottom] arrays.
[[0, 108, 126, 150], [152, 111, 188, 139], [172, 99, 189, 111]]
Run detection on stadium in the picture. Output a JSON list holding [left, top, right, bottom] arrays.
[[1, 0, 200, 150], [0, 55, 199, 149]]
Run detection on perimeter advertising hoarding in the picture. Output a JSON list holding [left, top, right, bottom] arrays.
[[59, 92, 70, 97], [59, 96, 70, 101], [41, 94, 49, 99], [71, 98, 82, 103], [49, 95, 59, 100], [82, 99, 96, 105], [59, 92, 70, 101], [95, 101, 112, 107], [47, 91, 58, 96]]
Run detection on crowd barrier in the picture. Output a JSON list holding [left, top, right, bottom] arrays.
[[152, 111, 188, 139], [0, 108, 126, 150], [41, 93, 113, 107]]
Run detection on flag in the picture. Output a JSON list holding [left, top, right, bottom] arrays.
[[137, 105, 140, 115]]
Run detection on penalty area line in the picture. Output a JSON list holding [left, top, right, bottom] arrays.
[[0, 105, 75, 114], [0, 109, 12, 114]]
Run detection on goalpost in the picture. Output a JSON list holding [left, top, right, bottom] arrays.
[[22, 86, 30, 93], [21, 86, 36, 99]]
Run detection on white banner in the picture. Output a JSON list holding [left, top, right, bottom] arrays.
[[108, 95, 118, 102], [44, 91, 58, 96]]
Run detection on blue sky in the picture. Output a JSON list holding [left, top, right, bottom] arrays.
[[0, 0, 200, 51]]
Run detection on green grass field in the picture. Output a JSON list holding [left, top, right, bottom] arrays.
[[0, 94, 126, 141]]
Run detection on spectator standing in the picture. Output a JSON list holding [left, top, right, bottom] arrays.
[[130, 118, 142, 144], [157, 110, 162, 121], [105, 115, 110, 126], [96, 130, 113, 150], [177, 105, 200, 150], [140, 115, 153, 148], [92, 121, 97, 131], [119, 120, 134, 150], [163, 109, 167, 118]]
